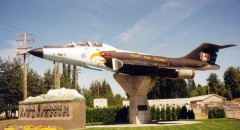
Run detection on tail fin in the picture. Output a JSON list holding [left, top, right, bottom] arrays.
[[183, 43, 236, 65]]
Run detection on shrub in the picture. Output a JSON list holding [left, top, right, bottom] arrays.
[[161, 107, 166, 121], [166, 106, 171, 121], [208, 107, 225, 119], [180, 106, 188, 119], [187, 109, 195, 119], [156, 107, 161, 121], [171, 106, 177, 121], [150, 106, 156, 121], [115, 106, 129, 122], [176, 106, 181, 119], [208, 109, 213, 119]]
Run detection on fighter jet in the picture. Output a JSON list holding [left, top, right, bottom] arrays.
[[29, 41, 236, 79]]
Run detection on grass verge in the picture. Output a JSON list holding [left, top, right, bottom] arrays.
[[87, 119, 240, 130]]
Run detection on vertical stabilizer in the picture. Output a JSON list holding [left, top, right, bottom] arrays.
[[183, 43, 236, 65]]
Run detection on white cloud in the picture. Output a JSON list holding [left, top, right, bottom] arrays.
[[117, 0, 211, 45], [0, 48, 18, 59], [164, 0, 182, 8], [83, 14, 105, 29], [0, 40, 18, 59]]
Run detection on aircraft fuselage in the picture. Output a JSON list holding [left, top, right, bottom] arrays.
[[29, 41, 236, 79]]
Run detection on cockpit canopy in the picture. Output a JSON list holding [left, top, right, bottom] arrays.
[[43, 41, 116, 50], [62, 41, 102, 48]]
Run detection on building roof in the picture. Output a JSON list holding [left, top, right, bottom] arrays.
[[189, 94, 226, 101], [148, 94, 226, 103]]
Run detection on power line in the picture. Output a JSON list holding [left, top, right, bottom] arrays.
[[0, 22, 26, 32], [0, 27, 17, 34], [32, 34, 46, 46], [0, 22, 46, 46]]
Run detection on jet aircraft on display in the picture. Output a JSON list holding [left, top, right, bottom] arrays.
[[29, 41, 236, 79]]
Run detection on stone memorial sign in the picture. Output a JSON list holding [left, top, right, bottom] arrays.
[[17, 88, 86, 129]]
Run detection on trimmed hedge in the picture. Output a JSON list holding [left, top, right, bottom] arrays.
[[150, 105, 195, 121], [86, 106, 129, 123]]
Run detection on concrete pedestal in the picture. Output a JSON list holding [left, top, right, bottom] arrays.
[[114, 74, 156, 124]]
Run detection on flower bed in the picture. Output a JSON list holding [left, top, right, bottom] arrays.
[[4, 125, 63, 130]]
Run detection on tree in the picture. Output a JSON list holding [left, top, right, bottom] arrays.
[[81, 87, 94, 107], [173, 79, 189, 98], [196, 84, 207, 96], [187, 79, 196, 88], [217, 83, 232, 100], [60, 64, 72, 89], [207, 72, 234, 100], [224, 66, 240, 98], [148, 78, 189, 99], [0, 57, 53, 119], [148, 78, 167, 99], [111, 94, 124, 107], [207, 73, 220, 94], [148, 79, 161, 99], [43, 69, 54, 90], [87, 79, 123, 107], [27, 68, 44, 97], [0, 57, 23, 119]]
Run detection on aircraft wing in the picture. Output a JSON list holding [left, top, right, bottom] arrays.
[[83, 65, 103, 71], [111, 58, 169, 72]]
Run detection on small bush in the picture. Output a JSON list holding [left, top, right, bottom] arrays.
[[187, 109, 195, 119], [150, 106, 156, 121], [161, 107, 166, 121], [156, 107, 161, 121], [171, 106, 177, 121], [166, 106, 171, 121], [208, 107, 225, 119], [176, 106, 181, 119]]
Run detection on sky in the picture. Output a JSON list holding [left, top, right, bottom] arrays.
[[0, 0, 240, 97]]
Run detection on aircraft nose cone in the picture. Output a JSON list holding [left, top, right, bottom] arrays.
[[28, 48, 43, 58]]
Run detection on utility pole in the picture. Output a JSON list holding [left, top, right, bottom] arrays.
[[54, 62, 60, 89], [16, 33, 33, 100], [73, 65, 78, 89]]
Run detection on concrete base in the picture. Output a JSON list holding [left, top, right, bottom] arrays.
[[114, 74, 156, 124]]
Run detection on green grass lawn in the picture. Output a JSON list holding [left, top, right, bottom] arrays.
[[87, 119, 240, 130], [1, 118, 239, 130]]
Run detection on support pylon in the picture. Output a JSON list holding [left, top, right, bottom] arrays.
[[114, 74, 156, 124]]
